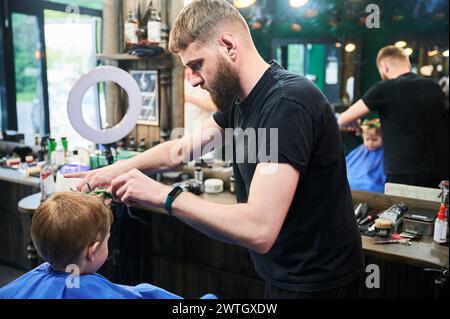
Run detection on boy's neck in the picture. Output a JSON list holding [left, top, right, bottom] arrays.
[[50, 260, 92, 275]]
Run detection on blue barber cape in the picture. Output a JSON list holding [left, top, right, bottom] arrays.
[[345, 145, 386, 193], [0, 263, 217, 299]]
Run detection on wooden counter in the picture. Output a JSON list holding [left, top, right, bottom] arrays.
[[13, 187, 449, 270], [0, 167, 40, 187], [144, 189, 448, 269], [10, 182, 449, 298], [362, 236, 447, 269], [0, 167, 39, 270]]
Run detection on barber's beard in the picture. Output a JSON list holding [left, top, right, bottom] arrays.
[[208, 58, 241, 113]]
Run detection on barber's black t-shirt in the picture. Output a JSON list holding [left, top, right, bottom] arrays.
[[362, 73, 449, 177], [213, 61, 364, 292]]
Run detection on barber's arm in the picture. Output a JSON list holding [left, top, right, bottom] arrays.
[[110, 163, 299, 254], [65, 117, 223, 192], [185, 94, 217, 113], [337, 99, 371, 127]]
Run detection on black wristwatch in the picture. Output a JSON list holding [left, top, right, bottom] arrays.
[[164, 186, 184, 215]]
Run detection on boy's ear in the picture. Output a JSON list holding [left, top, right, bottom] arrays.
[[86, 241, 101, 262]]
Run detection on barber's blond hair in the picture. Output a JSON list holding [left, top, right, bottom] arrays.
[[169, 0, 249, 53], [376, 45, 409, 66], [31, 192, 113, 269]]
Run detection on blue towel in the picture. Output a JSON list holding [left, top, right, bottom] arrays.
[[345, 145, 386, 193], [0, 263, 217, 299]]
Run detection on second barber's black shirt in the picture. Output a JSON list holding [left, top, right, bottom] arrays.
[[362, 72, 449, 178], [213, 61, 364, 292]]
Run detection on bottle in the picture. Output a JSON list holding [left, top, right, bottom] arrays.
[[34, 134, 40, 148], [147, 3, 161, 44], [68, 150, 80, 164], [18, 155, 30, 178], [229, 175, 235, 194], [117, 139, 125, 151], [125, 10, 139, 48], [47, 138, 57, 162], [38, 136, 48, 162], [137, 137, 146, 152], [194, 166, 204, 184], [434, 204, 448, 243], [194, 166, 205, 194], [40, 163, 56, 200], [139, 0, 152, 41], [40, 142, 56, 200], [61, 137, 68, 156], [54, 142, 66, 167], [127, 137, 137, 151]]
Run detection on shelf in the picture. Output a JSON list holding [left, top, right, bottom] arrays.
[[97, 53, 141, 61], [97, 52, 173, 70], [97, 52, 172, 62]]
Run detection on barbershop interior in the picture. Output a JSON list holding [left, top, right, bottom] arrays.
[[0, 0, 448, 300]]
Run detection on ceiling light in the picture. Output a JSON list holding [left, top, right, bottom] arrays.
[[335, 42, 342, 48], [289, 0, 309, 8], [233, 0, 256, 8], [345, 43, 356, 53], [420, 65, 433, 76], [428, 50, 438, 57], [291, 23, 302, 32], [305, 8, 318, 17], [443, 50, 449, 57], [404, 47, 413, 56], [250, 21, 263, 30], [395, 41, 407, 48]]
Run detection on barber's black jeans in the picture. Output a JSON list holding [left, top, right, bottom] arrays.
[[387, 172, 444, 189], [264, 276, 364, 299]]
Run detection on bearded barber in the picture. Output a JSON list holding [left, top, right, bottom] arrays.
[[67, 0, 364, 299]]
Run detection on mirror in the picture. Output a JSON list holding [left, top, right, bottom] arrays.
[[272, 40, 347, 106]]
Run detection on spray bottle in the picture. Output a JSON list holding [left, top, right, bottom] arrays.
[[434, 204, 448, 243]]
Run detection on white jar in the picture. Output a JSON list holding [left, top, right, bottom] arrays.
[[204, 179, 224, 194]]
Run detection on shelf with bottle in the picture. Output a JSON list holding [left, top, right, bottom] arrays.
[[96, 52, 172, 69], [123, 1, 165, 52]]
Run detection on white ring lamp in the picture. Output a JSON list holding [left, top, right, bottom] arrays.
[[67, 66, 141, 145]]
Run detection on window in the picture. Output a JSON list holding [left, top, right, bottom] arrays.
[[1, 0, 103, 148], [12, 13, 46, 145], [44, 9, 102, 148]]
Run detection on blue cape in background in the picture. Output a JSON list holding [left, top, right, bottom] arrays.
[[345, 145, 386, 193], [0, 263, 217, 299]]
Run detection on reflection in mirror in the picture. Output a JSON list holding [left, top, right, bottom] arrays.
[[272, 40, 352, 109]]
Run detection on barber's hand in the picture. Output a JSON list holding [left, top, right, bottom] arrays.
[[110, 168, 172, 208], [64, 165, 123, 193], [340, 119, 362, 134]]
